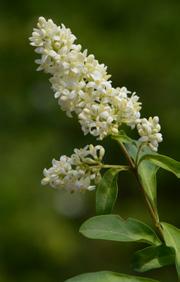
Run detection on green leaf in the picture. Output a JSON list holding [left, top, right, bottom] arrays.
[[132, 244, 174, 273], [161, 222, 180, 278], [65, 271, 159, 282], [135, 144, 159, 212], [80, 215, 160, 245], [139, 154, 180, 178], [138, 160, 159, 209], [96, 168, 121, 215], [137, 153, 180, 221]]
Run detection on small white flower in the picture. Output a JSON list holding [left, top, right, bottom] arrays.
[[41, 145, 105, 192], [137, 116, 163, 151]]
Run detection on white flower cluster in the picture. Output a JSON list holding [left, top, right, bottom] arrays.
[[137, 116, 163, 151], [30, 17, 163, 151], [29, 17, 141, 140], [41, 144, 105, 192]]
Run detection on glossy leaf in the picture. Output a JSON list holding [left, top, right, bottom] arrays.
[[161, 222, 180, 278], [65, 271, 159, 282], [132, 244, 174, 273], [139, 154, 180, 178], [80, 215, 160, 245], [96, 168, 122, 215]]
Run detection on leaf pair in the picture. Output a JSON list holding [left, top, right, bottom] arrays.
[[79, 215, 176, 275], [66, 215, 165, 281], [67, 206, 163, 282], [112, 132, 180, 277], [113, 131, 180, 214]]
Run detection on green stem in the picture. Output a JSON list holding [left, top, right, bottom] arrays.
[[102, 164, 129, 170], [119, 142, 164, 241], [88, 164, 129, 170]]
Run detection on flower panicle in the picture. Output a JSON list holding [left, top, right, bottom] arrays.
[[30, 17, 144, 141]]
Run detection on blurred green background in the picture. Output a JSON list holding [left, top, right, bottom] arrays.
[[0, 0, 180, 281]]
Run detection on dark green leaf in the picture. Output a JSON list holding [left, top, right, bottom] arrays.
[[80, 215, 160, 245], [132, 244, 174, 273], [139, 154, 180, 178], [96, 168, 121, 215], [65, 271, 159, 282], [161, 222, 180, 278]]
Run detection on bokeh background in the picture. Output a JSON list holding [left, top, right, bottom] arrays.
[[0, 0, 180, 281]]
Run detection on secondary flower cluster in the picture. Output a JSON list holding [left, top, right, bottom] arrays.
[[41, 145, 105, 192], [137, 116, 163, 152], [30, 17, 163, 151]]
